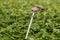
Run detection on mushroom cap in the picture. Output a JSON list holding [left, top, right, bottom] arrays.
[[31, 6, 44, 13]]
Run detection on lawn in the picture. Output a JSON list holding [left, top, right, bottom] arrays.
[[0, 0, 60, 40]]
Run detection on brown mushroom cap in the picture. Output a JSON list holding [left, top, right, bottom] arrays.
[[31, 6, 44, 13]]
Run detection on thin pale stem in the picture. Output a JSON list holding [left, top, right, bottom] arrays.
[[25, 12, 35, 39]]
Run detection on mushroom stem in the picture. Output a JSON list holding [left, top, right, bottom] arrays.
[[25, 12, 35, 39]]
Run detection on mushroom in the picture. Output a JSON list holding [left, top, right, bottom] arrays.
[[25, 6, 44, 39]]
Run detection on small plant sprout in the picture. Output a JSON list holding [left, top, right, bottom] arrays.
[[25, 6, 44, 39]]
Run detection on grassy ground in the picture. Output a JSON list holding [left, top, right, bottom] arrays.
[[0, 0, 60, 40]]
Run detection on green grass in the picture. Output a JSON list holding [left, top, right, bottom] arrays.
[[0, 0, 60, 40]]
